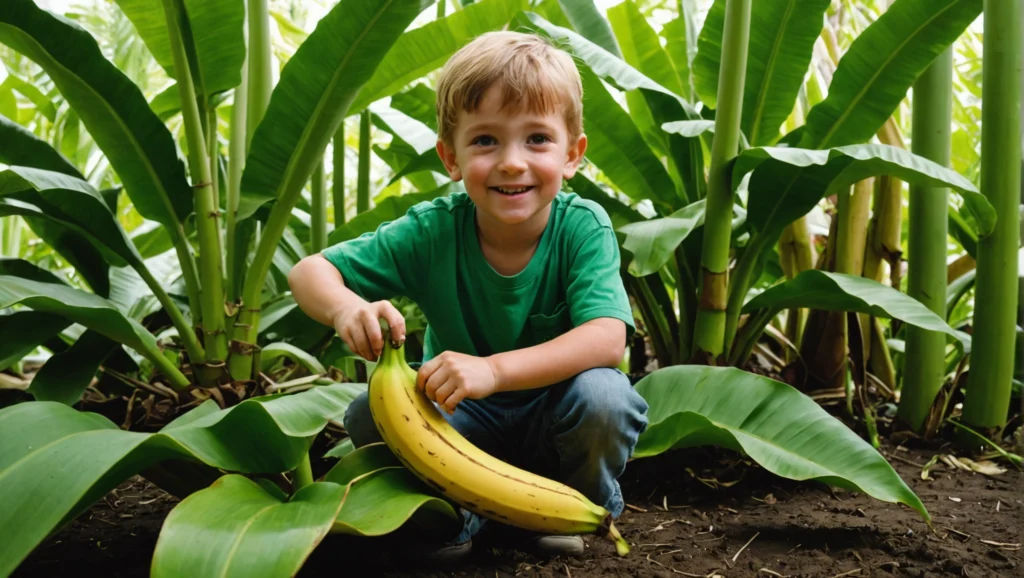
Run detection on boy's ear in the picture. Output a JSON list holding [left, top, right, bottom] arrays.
[[436, 139, 463, 181], [563, 133, 588, 180]]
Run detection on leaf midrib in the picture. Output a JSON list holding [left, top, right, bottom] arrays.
[[814, 2, 955, 149], [275, 0, 396, 207], [0, 21, 184, 228], [748, 0, 797, 146]]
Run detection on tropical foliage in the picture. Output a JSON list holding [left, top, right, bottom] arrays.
[[0, 0, 1019, 575]]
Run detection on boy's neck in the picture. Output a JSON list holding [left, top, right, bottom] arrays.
[[475, 204, 552, 274]]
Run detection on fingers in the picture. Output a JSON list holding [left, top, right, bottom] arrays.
[[440, 388, 466, 415], [423, 366, 449, 399], [432, 381, 456, 405], [417, 356, 441, 391], [354, 308, 383, 360], [377, 301, 407, 345], [343, 322, 373, 361]]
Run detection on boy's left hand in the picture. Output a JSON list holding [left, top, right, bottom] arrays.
[[416, 351, 498, 414]]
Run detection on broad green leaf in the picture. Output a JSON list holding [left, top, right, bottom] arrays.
[[633, 365, 929, 520], [349, 0, 528, 114], [0, 167, 141, 267], [326, 185, 454, 245], [114, 0, 245, 97], [608, 0, 683, 95], [0, 0, 192, 228], [0, 311, 70, 371], [27, 330, 117, 406], [946, 268, 976, 320], [238, 0, 434, 220], [2, 72, 56, 121], [370, 102, 436, 155], [660, 16, 692, 101], [261, 342, 327, 375], [576, 66, 677, 206], [131, 220, 176, 259], [0, 114, 79, 176], [0, 259, 161, 355], [619, 201, 705, 277], [742, 270, 970, 350], [323, 442, 400, 486], [331, 467, 460, 536], [734, 144, 993, 244], [324, 438, 356, 460], [0, 383, 362, 574], [662, 119, 715, 138], [523, 12, 704, 206], [0, 203, 111, 296], [800, 0, 983, 149], [151, 476, 345, 578], [148, 83, 181, 121], [566, 173, 645, 230], [390, 83, 437, 129], [323, 444, 459, 536], [694, 0, 829, 145], [555, 0, 622, 58]]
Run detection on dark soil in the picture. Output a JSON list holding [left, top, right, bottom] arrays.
[[14, 442, 1022, 578]]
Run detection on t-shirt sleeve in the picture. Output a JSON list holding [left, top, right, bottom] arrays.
[[566, 222, 635, 340], [319, 211, 431, 303]]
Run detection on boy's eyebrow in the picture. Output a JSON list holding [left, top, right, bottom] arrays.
[[462, 119, 559, 133]]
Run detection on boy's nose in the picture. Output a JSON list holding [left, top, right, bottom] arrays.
[[497, 146, 527, 174]]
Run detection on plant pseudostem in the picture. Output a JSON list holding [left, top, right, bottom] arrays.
[[694, 0, 751, 358]]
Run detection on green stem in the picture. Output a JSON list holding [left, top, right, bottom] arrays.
[[208, 104, 220, 222], [226, 60, 248, 304], [246, 0, 272, 149], [163, 0, 228, 367], [140, 336, 191, 389], [962, 0, 1020, 435], [693, 0, 750, 358], [674, 247, 697, 363], [171, 228, 203, 334], [898, 47, 953, 432], [332, 122, 346, 225], [293, 453, 314, 491], [310, 159, 327, 253], [724, 233, 768, 353], [357, 110, 371, 214], [137, 263, 205, 364]]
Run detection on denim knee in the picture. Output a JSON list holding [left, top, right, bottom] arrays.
[[551, 367, 649, 517], [342, 390, 384, 448]]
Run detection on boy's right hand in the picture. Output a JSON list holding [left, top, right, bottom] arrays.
[[332, 300, 406, 361]]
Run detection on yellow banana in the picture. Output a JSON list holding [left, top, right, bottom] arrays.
[[368, 334, 630, 556]]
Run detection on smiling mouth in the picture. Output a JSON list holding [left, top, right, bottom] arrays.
[[489, 185, 535, 195]]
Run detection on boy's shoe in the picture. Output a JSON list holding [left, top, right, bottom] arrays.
[[418, 537, 473, 564], [527, 534, 585, 557]]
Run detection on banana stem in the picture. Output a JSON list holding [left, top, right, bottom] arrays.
[[600, 518, 630, 557], [163, 0, 228, 368], [293, 453, 314, 491]]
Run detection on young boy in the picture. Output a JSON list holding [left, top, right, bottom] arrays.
[[288, 30, 648, 562]]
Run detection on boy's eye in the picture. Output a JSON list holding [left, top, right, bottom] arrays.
[[528, 134, 551, 145], [471, 135, 496, 146]]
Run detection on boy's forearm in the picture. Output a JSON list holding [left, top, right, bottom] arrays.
[[486, 318, 626, 393], [288, 254, 365, 327]]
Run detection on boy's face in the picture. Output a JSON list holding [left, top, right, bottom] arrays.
[[436, 84, 587, 232]]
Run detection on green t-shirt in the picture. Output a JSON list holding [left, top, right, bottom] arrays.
[[321, 191, 634, 391]]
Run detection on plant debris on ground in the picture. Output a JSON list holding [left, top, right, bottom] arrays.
[[16, 443, 1021, 578]]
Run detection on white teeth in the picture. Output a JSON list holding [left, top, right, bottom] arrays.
[[494, 186, 531, 194]]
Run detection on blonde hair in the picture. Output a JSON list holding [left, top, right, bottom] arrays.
[[435, 31, 583, 144]]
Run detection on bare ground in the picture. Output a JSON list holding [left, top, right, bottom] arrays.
[[14, 441, 1022, 578]]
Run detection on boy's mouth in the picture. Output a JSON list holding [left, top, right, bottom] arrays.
[[489, 185, 535, 196]]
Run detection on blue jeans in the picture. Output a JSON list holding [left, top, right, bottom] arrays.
[[342, 367, 649, 543]]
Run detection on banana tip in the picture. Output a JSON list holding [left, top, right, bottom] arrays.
[[601, 517, 630, 557]]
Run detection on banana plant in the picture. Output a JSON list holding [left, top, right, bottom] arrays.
[[510, 0, 989, 374]]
